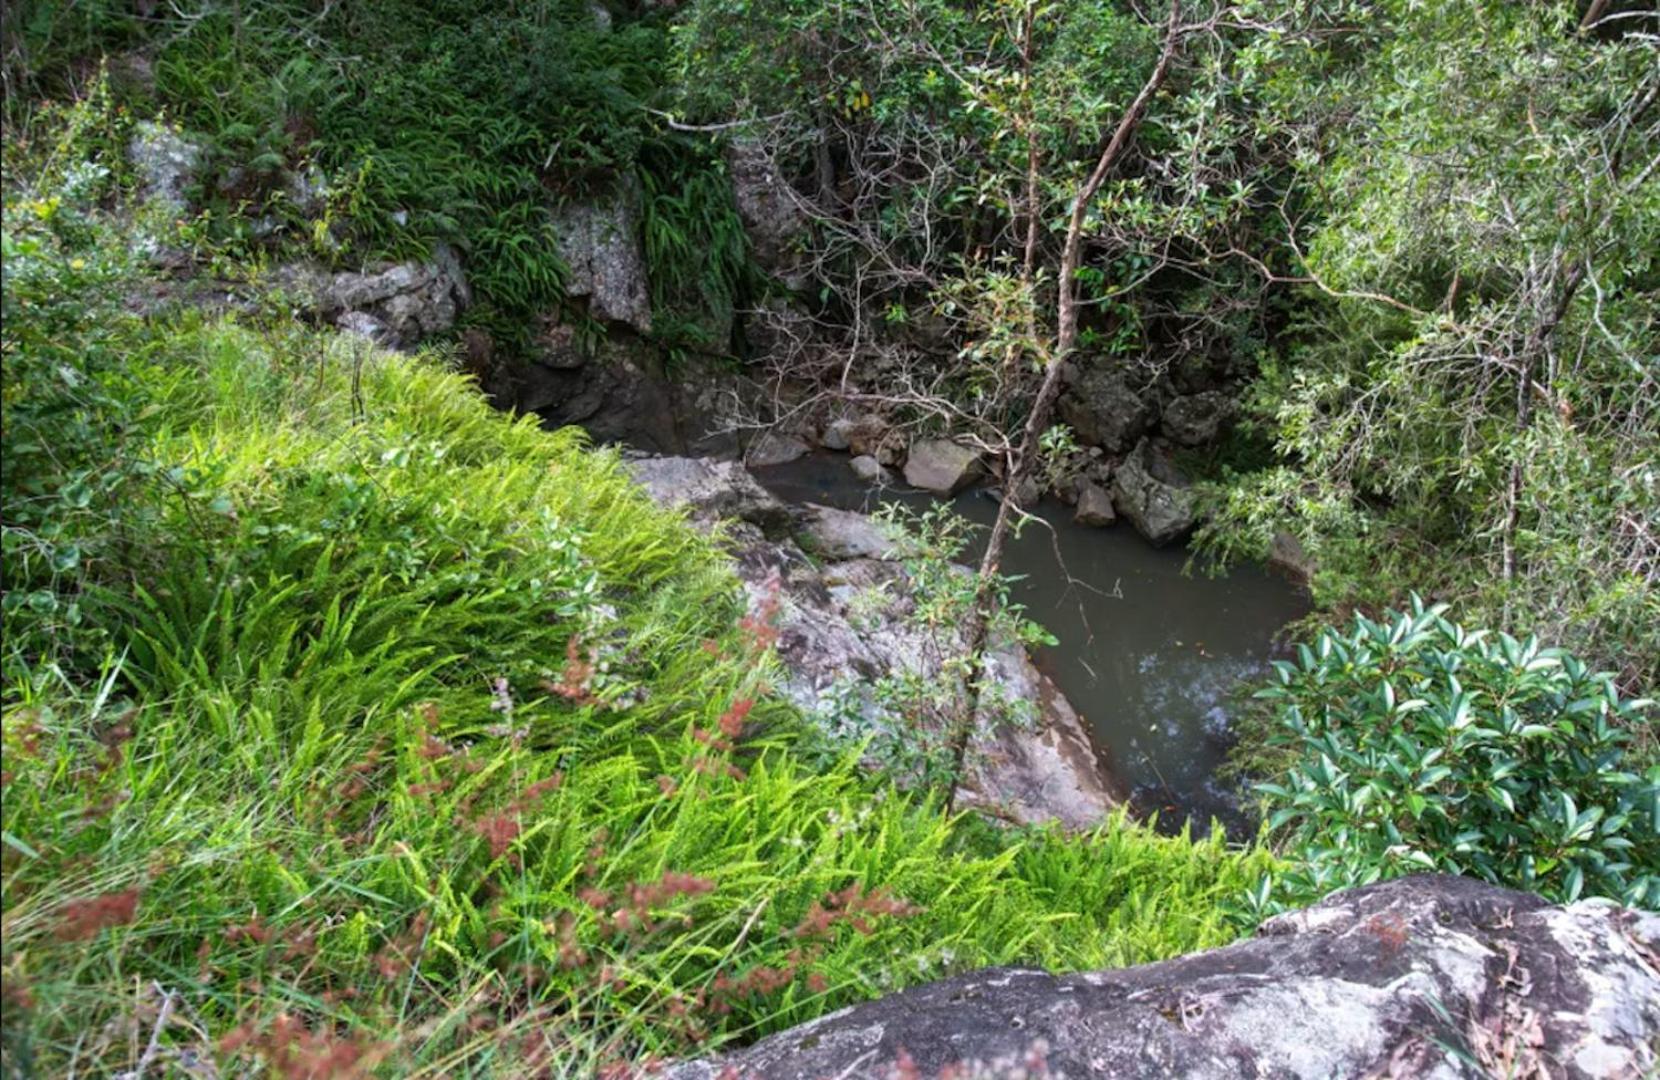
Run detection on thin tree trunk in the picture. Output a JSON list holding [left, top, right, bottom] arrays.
[[943, 1, 1184, 812]]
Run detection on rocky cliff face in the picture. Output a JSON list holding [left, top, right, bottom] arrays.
[[626, 456, 1121, 829], [667, 875, 1660, 1080]]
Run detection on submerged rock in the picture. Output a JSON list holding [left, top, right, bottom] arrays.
[[745, 431, 811, 467], [667, 874, 1660, 1079], [1113, 438, 1197, 547], [625, 456, 1117, 829], [903, 439, 985, 495]]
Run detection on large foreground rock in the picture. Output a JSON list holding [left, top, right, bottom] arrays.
[[668, 875, 1660, 1079], [626, 456, 1118, 829]]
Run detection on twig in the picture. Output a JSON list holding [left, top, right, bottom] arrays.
[[115, 983, 177, 1080]]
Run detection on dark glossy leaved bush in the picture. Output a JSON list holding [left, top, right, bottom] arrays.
[[1251, 598, 1658, 914]]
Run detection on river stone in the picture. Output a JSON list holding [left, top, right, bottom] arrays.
[[1113, 438, 1197, 547], [903, 439, 985, 495], [1059, 367, 1153, 452], [746, 431, 811, 467], [800, 504, 898, 560], [820, 416, 857, 451], [848, 455, 889, 484], [551, 179, 652, 334], [1269, 529, 1316, 584], [666, 874, 1660, 1080], [1074, 482, 1116, 527], [1162, 390, 1233, 446]]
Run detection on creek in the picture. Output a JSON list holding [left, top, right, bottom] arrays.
[[752, 452, 1309, 836]]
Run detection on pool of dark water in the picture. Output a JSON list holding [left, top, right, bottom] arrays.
[[752, 452, 1309, 836]]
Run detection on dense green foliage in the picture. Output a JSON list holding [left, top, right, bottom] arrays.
[[3, 1, 1657, 1073], [1, 0, 750, 352], [1195, 0, 1660, 689], [675, 0, 1659, 687], [1246, 600, 1658, 918], [0, 128, 1272, 1074]]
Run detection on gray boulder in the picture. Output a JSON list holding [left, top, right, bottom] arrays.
[[1268, 529, 1316, 585], [746, 431, 811, 467], [821, 416, 858, 451], [668, 874, 1660, 1080], [1112, 439, 1197, 547], [1162, 390, 1233, 446], [1074, 483, 1117, 527], [551, 180, 652, 334], [626, 456, 796, 539], [1058, 367, 1153, 452], [129, 121, 201, 213], [849, 455, 890, 484], [904, 439, 985, 495], [727, 139, 810, 289], [273, 244, 471, 349], [800, 504, 900, 561], [334, 310, 392, 345]]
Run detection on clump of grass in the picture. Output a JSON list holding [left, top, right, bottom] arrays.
[[1, 131, 1275, 1075]]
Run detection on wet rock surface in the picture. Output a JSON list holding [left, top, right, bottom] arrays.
[[625, 456, 1119, 830], [667, 875, 1660, 1079]]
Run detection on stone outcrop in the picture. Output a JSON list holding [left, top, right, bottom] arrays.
[[667, 874, 1660, 1080], [271, 245, 472, 349], [1112, 438, 1197, 547], [727, 139, 811, 289], [550, 180, 652, 334], [625, 456, 1119, 829], [489, 333, 750, 456], [1058, 367, 1153, 453], [903, 439, 985, 496], [1161, 390, 1233, 447]]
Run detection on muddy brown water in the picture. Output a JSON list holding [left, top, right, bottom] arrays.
[[752, 452, 1310, 837]]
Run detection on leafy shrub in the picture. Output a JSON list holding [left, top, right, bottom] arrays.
[[1249, 598, 1658, 915]]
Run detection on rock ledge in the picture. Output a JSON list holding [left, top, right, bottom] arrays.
[[668, 874, 1660, 1079]]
